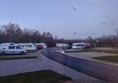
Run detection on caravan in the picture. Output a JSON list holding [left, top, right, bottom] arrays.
[[72, 43, 91, 49], [18, 43, 37, 51]]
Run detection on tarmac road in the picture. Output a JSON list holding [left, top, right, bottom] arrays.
[[42, 49, 118, 83]]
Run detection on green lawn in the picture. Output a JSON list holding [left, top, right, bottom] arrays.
[[93, 56, 118, 63], [65, 48, 118, 54], [0, 56, 37, 60], [94, 50, 118, 54], [0, 70, 71, 83], [65, 48, 93, 53]]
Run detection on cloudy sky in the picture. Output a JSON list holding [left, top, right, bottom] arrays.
[[0, 0, 118, 39]]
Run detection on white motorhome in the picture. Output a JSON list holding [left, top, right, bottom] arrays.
[[72, 43, 91, 49], [0, 43, 26, 55], [18, 43, 37, 51]]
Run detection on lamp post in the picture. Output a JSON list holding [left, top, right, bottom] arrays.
[[96, 40, 99, 47], [74, 32, 78, 41]]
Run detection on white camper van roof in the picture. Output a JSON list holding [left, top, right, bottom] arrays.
[[0, 43, 18, 46]]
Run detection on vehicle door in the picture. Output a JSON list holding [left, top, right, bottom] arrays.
[[7, 46, 15, 54], [15, 46, 22, 54], [77, 45, 81, 49]]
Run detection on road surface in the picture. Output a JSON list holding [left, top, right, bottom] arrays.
[[42, 49, 118, 83]]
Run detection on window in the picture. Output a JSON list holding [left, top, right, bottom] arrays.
[[10, 43, 14, 45], [77, 45, 84, 46], [25, 45, 32, 47], [16, 46, 21, 49], [9, 46, 15, 49]]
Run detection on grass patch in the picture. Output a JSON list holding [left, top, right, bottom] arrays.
[[0, 70, 71, 83], [93, 50, 118, 54], [65, 48, 118, 54], [93, 56, 118, 63], [65, 48, 94, 53], [0, 56, 37, 60]]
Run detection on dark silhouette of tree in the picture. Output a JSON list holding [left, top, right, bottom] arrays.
[[0, 22, 118, 47], [31, 30, 41, 43]]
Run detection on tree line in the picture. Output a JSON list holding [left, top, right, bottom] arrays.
[[0, 23, 55, 47], [0, 23, 118, 47]]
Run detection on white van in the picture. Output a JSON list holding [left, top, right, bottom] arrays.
[[18, 43, 37, 51], [0, 43, 26, 55]]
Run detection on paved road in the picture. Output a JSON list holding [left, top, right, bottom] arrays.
[[42, 49, 118, 83], [0, 50, 106, 83]]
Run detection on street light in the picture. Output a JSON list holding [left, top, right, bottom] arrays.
[[96, 40, 99, 47]]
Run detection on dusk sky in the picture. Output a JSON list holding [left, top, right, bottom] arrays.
[[0, 0, 118, 39]]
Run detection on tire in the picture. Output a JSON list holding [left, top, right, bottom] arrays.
[[1, 52, 5, 55], [20, 51, 25, 55], [81, 46, 84, 49]]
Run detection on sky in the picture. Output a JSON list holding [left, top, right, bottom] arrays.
[[0, 0, 118, 39]]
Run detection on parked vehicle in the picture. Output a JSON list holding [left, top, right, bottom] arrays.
[[0, 43, 26, 55], [72, 43, 91, 49], [65, 45, 72, 49], [18, 43, 37, 51], [34, 43, 47, 49], [84, 44, 92, 49], [56, 43, 68, 48]]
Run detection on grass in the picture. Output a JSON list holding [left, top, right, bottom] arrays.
[[65, 48, 94, 53], [93, 56, 118, 63], [65, 48, 118, 54], [93, 50, 118, 54], [0, 56, 37, 60], [0, 70, 71, 83]]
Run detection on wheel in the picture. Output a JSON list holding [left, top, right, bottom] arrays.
[[81, 46, 84, 49], [20, 51, 25, 55], [1, 52, 5, 55]]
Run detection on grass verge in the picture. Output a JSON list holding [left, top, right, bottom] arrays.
[[65, 48, 94, 53], [93, 56, 118, 63], [0, 70, 71, 83], [65, 48, 118, 54], [0, 56, 37, 60], [94, 50, 118, 54]]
